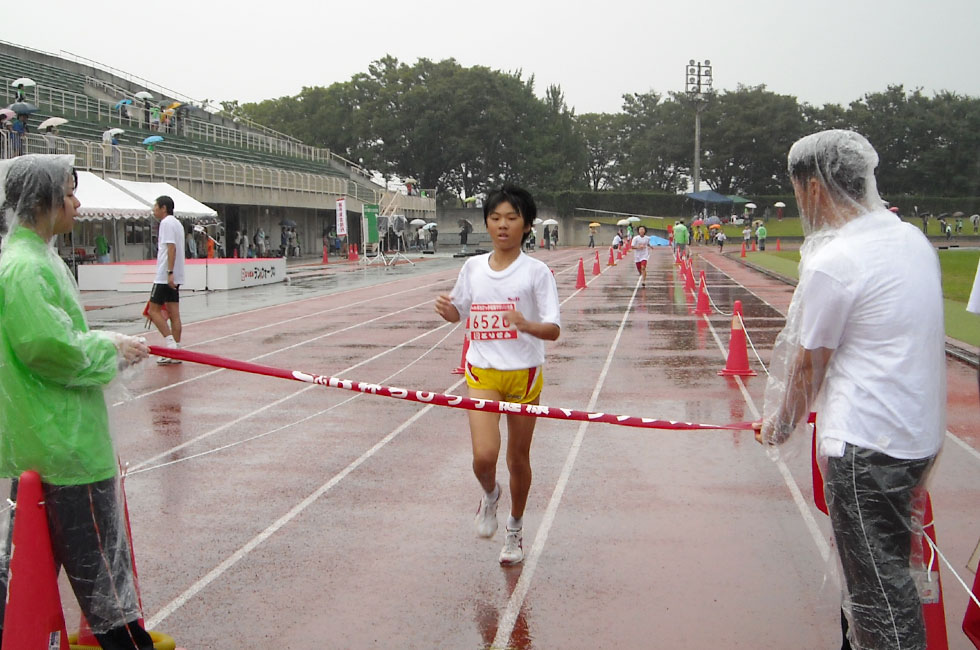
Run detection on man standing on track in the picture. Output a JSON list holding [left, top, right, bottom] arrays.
[[754, 130, 945, 650], [146, 195, 185, 364], [435, 184, 560, 567], [631, 225, 650, 287]]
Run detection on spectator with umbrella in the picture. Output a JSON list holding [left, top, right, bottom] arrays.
[[10, 77, 34, 103], [458, 218, 473, 251]]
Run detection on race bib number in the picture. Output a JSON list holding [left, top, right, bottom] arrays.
[[469, 303, 517, 340]]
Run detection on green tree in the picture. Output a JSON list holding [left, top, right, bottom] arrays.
[[699, 85, 805, 195]]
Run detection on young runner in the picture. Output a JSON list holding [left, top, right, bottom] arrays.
[[631, 225, 651, 287], [435, 185, 561, 566]]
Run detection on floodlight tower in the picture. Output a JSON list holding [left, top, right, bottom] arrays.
[[685, 59, 713, 193]]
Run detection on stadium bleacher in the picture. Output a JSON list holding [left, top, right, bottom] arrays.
[[1, 46, 348, 179]]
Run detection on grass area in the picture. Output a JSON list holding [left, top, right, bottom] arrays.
[[738, 249, 979, 347]]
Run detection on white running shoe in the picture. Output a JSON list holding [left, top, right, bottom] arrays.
[[499, 527, 524, 566], [474, 483, 500, 538], [157, 342, 182, 365]]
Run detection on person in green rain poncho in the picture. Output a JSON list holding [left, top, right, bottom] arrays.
[[0, 155, 157, 650]]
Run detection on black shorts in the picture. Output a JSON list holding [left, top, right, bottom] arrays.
[[149, 282, 180, 305]]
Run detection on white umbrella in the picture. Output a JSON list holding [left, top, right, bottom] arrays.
[[626, 216, 641, 223], [774, 201, 786, 208], [541, 218, 558, 226], [409, 218, 426, 226], [616, 219, 629, 226], [745, 202, 757, 209], [38, 117, 68, 130], [533, 218, 543, 224], [11, 78, 35, 88], [107, 128, 125, 136], [134, 91, 154, 100], [422, 222, 438, 230]]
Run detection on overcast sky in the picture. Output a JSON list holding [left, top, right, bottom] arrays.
[[6, 0, 979, 115]]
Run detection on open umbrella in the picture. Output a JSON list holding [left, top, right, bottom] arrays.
[[616, 219, 629, 226], [773, 201, 786, 208], [142, 135, 164, 145], [533, 217, 543, 224], [114, 99, 133, 109], [11, 78, 35, 88], [0, 108, 16, 121], [279, 219, 297, 227], [457, 218, 473, 232], [626, 216, 641, 223], [134, 91, 154, 100], [166, 101, 183, 110], [745, 202, 757, 209], [952, 211, 965, 217], [7, 102, 38, 115], [708, 223, 723, 230], [589, 222, 601, 228], [705, 216, 721, 226], [463, 197, 478, 204], [409, 218, 426, 226], [107, 128, 125, 136], [541, 219, 558, 226], [888, 207, 900, 213], [691, 219, 704, 226], [38, 117, 68, 130], [422, 222, 438, 230]]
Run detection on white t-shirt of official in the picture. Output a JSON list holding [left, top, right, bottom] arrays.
[[155, 214, 186, 285], [631, 235, 651, 262], [798, 209, 945, 460], [967, 257, 980, 315], [450, 253, 561, 370]]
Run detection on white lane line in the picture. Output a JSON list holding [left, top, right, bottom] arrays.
[[491, 275, 639, 648], [127, 320, 454, 472], [115, 296, 438, 406], [144, 378, 466, 630], [702, 306, 832, 563], [128, 323, 461, 476]]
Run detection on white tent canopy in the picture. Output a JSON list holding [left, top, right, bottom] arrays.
[[74, 171, 154, 221], [106, 178, 218, 220]]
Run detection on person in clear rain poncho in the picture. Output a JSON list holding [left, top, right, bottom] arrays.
[[0, 155, 156, 649], [754, 131, 945, 650]]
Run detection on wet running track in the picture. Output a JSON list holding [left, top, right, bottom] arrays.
[[46, 247, 980, 648]]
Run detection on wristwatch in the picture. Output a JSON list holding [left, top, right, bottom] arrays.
[[167, 270, 174, 275]]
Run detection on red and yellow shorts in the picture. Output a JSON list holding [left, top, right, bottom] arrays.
[[465, 364, 543, 404]]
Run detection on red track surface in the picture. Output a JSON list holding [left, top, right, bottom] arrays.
[[55, 247, 978, 648]]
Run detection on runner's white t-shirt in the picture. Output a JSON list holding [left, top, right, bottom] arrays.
[[631, 235, 651, 262], [155, 214, 186, 285], [450, 253, 560, 370], [798, 210, 945, 459]]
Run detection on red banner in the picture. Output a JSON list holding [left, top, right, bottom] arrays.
[[149, 346, 754, 432]]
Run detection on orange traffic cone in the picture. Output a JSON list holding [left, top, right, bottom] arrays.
[[575, 258, 587, 289], [740, 242, 746, 258], [452, 322, 470, 375], [683, 260, 696, 293], [751, 240, 757, 252], [776, 238, 781, 252], [695, 270, 711, 315], [718, 300, 757, 376], [675, 248, 683, 265], [592, 251, 601, 276], [4, 471, 70, 650], [608, 247, 616, 267], [322, 244, 329, 264]]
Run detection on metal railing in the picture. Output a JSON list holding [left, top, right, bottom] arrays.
[[1, 131, 385, 204], [1, 75, 352, 168]]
